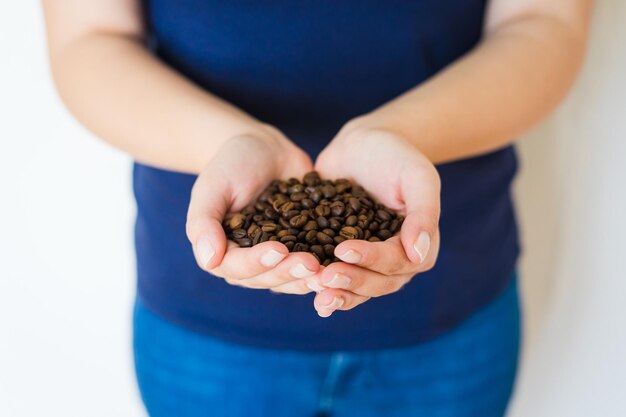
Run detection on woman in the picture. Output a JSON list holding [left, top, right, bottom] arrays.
[[42, 1, 592, 416]]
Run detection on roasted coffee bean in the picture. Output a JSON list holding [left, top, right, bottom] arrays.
[[316, 216, 329, 229], [290, 192, 308, 202], [264, 208, 280, 220], [376, 209, 391, 222], [339, 226, 359, 240], [280, 235, 297, 243], [235, 237, 252, 247], [223, 172, 404, 262], [315, 205, 331, 217], [303, 220, 319, 231], [301, 198, 315, 209], [316, 232, 334, 245], [303, 172, 321, 186], [330, 201, 345, 217], [329, 218, 342, 231], [321, 185, 336, 198], [293, 243, 309, 252], [305, 230, 318, 243], [310, 245, 324, 259], [229, 214, 246, 230], [290, 214, 308, 228], [288, 184, 305, 194], [345, 215, 358, 227], [248, 224, 261, 239], [377, 229, 392, 240], [279, 217, 291, 229], [348, 197, 361, 212], [261, 223, 278, 233]]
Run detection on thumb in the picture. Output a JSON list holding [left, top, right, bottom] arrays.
[[400, 167, 441, 267], [186, 169, 231, 271]]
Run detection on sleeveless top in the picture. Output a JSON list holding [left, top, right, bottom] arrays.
[[134, 0, 520, 350]]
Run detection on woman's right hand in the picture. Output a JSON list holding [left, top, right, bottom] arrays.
[[186, 127, 320, 295]]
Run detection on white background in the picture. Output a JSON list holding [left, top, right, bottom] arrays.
[[1, 1, 624, 416]]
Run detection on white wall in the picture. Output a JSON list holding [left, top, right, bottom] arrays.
[[510, 1, 626, 415], [0, 1, 624, 416]]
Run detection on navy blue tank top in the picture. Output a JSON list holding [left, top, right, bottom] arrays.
[[134, 0, 520, 351]]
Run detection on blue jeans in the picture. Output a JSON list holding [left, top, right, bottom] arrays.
[[133, 279, 520, 417]]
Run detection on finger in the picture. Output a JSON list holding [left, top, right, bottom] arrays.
[[209, 240, 289, 280], [306, 261, 411, 298], [186, 169, 231, 270], [399, 162, 441, 266], [313, 288, 370, 318], [235, 251, 320, 289], [333, 236, 417, 275]]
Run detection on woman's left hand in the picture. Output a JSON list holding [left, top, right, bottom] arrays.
[[308, 123, 441, 317]]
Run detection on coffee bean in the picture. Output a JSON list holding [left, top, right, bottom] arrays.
[[376, 209, 391, 222], [339, 226, 359, 240], [301, 198, 315, 209], [330, 201, 345, 217], [304, 172, 321, 186], [290, 192, 308, 202], [289, 214, 308, 228], [329, 218, 342, 231], [229, 214, 245, 230], [280, 235, 297, 243], [235, 237, 252, 247], [305, 230, 318, 243], [316, 232, 334, 245], [348, 198, 361, 212], [310, 245, 324, 259], [316, 216, 329, 229], [224, 172, 404, 262], [345, 215, 358, 227], [303, 220, 319, 231], [377, 229, 392, 240], [321, 185, 337, 198], [315, 205, 331, 217], [261, 223, 278, 233]]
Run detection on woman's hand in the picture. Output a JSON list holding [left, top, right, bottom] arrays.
[[186, 127, 320, 294], [308, 125, 441, 317]]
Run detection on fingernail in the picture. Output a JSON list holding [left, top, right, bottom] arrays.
[[290, 263, 316, 278], [322, 273, 351, 289], [318, 309, 334, 318], [413, 231, 431, 264], [306, 279, 325, 292], [197, 235, 215, 267], [260, 250, 286, 267], [320, 296, 344, 310], [337, 249, 362, 264]]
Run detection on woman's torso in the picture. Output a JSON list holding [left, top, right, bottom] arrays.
[[134, 0, 519, 350]]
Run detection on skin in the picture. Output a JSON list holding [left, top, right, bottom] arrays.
[[43, 0, 593, 318]]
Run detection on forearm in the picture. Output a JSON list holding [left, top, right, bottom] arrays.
[[49, 33, 270, 173], [347, 13, 590, 164]]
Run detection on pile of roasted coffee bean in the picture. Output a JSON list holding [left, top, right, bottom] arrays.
[[222, 172, 404, 266]]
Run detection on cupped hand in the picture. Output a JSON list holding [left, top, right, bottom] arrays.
[[186, 127, 319, 294], [308, 126, 441, 317]]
